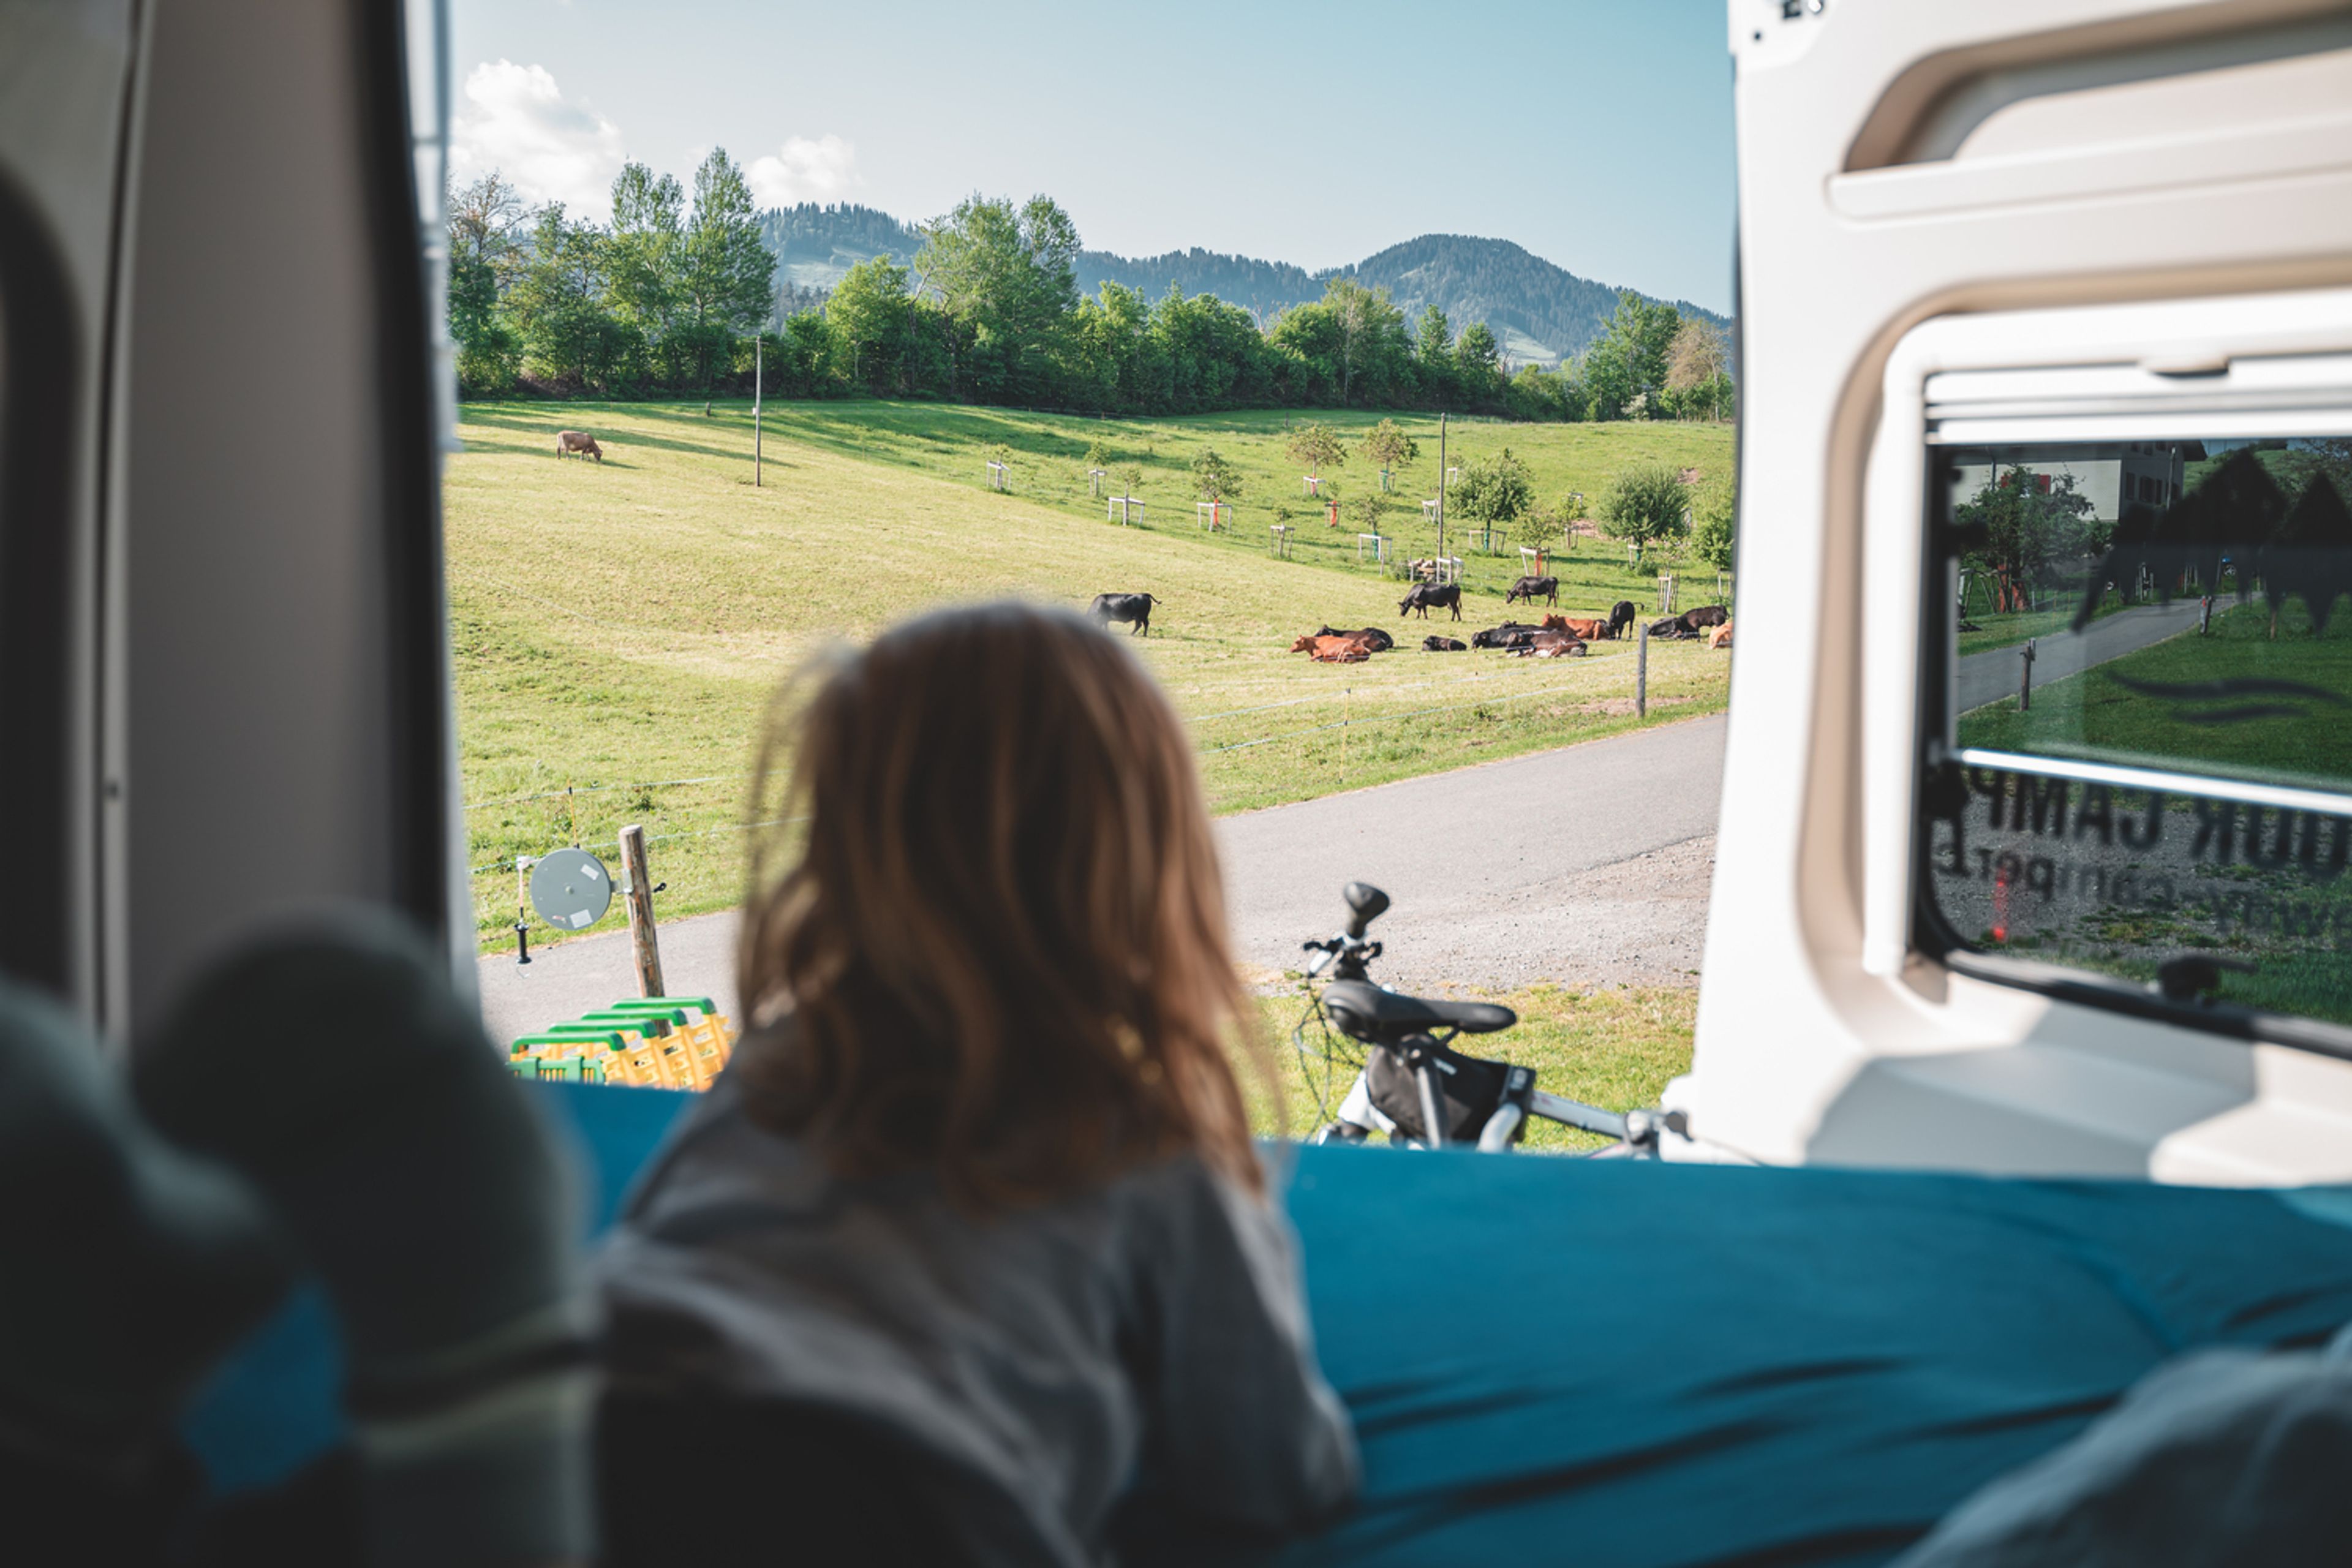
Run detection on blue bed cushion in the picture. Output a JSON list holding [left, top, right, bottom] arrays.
[[183, 1083, 2352, 1567]]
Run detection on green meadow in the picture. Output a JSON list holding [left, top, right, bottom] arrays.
[[447, 400, 1735, 948]]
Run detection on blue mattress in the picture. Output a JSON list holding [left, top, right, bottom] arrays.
[[184, 1084, 2352, 1566]]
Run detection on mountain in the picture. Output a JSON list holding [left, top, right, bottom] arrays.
[[757, 204, 1724, 366]]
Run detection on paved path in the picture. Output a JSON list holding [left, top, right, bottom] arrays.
[[476, 715, 1731, 1042], [1955, 600, 2203, 712]]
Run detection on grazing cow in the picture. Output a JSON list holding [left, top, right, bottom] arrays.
[[1557, 618, 1609, 641], [1708, 620, 1734, 650], [1089, 592, 1158, 635], [1398, 582, 1463, 620], [555, 431, 603, 462], [1291, 634, 1374, 663], [1317, 625, 1395, 652], [1504, 575, 1559, 608], [1422, 635, 1466, 652]]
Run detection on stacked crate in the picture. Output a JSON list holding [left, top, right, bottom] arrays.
[[508, 996, 736, 1090]]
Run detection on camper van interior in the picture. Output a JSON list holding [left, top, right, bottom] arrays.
[[4, 0, 2351, 1562]]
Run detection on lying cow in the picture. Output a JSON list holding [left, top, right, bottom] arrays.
[[1646, 604, 1731, 641], [1398, 582, 1463, 620], [1291, 633, 1374, 663], [1609, 601, 1638, 639], [1317, 625, 1395, 652], [555, 430, 603, 462], [1088, 592, 1158, 635], [1422, 635, 1466, 652], [1513, 630, 1587, 658], [1708, 620, 1734, 650], [1504, 575, 1559, 608], [1555, 617, 1610, 641], [1471, 622, 1542, 650]]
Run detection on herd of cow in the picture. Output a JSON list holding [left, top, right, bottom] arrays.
[[1087, 578, 1732, 666]]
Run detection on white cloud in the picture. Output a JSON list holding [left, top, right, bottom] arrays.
[[448, 60, 625, 217], [748, 135, 861, 207]]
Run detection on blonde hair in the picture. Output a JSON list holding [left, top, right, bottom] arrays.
[[736, 601, 1264, 1207]]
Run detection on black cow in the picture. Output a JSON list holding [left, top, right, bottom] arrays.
[[1471, 624, 1539, 650], [1318, 624, 1395, 652], [1645, 605, 1729, 641], [1504, 575, 1559, 608], [1422, 635, 1466, 652], [1088, 592, 1157, 635], [1608, 601, 1638, 639], [1398, 582, 1463, 620]]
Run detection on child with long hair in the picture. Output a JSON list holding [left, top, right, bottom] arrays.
[[598, 601, 1357, 1566]]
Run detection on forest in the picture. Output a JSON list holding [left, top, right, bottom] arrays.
[[447, 153, 1736, 423]]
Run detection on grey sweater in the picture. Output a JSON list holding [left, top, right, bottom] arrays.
[[597, 1069, 1359, 1567]]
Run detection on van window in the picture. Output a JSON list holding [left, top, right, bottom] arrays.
[[1916, 436, 2352, 1037]]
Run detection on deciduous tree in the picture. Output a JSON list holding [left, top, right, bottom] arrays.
[[1597, 461, 1691, 560]]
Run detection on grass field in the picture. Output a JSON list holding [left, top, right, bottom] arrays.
[[449, 401, 1735, 949], [1958, 598, 2352, 789]]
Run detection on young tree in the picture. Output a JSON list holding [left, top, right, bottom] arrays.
[[1286, 422, 1346, 478], [1450, 448, 1535, 528], [1691, 480, 1738, 571], [1190, 447, 1243, 503], [1360, 418, 1419, 488], [1597, 461, 1691, 560], [679, 149, 777, 411], [1351, 489, 1391, 537], [1665, 317, 1732, 422]]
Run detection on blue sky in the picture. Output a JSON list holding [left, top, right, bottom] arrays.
[[448, 0, 1736, 313]]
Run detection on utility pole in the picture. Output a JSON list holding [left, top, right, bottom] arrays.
[[753, 333, 763, 488], [1436, 412, 1447, 565]]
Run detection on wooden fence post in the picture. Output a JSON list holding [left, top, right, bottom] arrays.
[[1636, 624, 1649, 717], [619, 824, 665, 998]]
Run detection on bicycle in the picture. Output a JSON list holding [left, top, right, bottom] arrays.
[[1294, 881, 1681, 1155]]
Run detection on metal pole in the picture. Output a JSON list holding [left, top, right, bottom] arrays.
[[1436, 412, 1447, 566], [1637, 624, 1649, 717], [619, 824, 665, 997], [754, 334, 763, 488]]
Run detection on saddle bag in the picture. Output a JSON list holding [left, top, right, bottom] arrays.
[[1364, 1044, 1510, 1143]]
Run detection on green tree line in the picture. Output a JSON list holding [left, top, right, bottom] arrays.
[[450, 164, 1736, 423]]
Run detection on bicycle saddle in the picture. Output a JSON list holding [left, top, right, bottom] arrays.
[[1321, 981, 1517, 1044]]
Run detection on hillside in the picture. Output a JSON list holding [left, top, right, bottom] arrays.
[[756, 203, 1723, 365], [446, 401, 1733, 946]]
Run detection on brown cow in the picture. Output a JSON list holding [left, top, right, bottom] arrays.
[[1291, 633, 1374, 663], [1556, 618, 1609, 641], [1708, 620, 1734, 650], [555, 431, 603, 462]]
